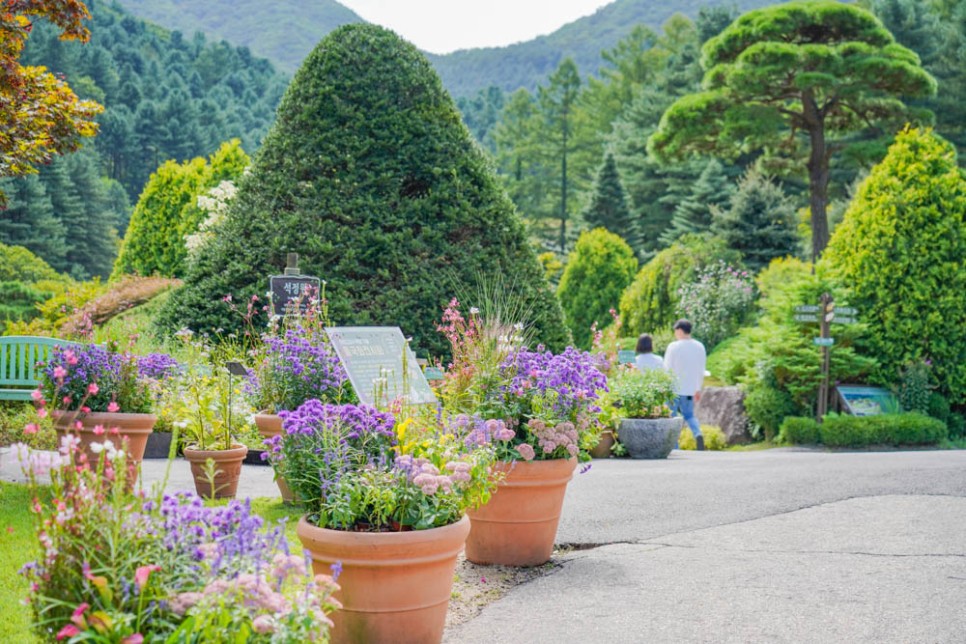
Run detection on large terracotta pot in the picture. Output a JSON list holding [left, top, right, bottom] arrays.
[[589, 429, 615, 459], [253, 412, 296, 503], [465, 457, 576, 567], [297, 515, 470, 644], [618, 417, 683, 459], [182, 443, 248, 499], [53, 411, 155, 475]]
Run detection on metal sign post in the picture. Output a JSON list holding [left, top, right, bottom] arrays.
[[794, 296, 859, 422]]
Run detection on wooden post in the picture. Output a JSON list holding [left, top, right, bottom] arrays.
[[817, 292, 833, 422], [284, 253, 300, 276]]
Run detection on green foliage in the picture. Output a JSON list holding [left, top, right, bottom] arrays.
[[744, 385, 796, 441], [676, 260, 756, 350], [558, 229, 637, 348], [582, 153, 635, 243], [158, 25, 569, 358], [659, 157, 733, 245], [649, 0, 937, 258], [898, 360, 932, 414], [113, 140, 249, 279], [609, 366, 677, 419], [620, 234, 740, 337], [819, 412, 947, 447], [678, 425, 727, 450], [0, 403, 57, 450], [824, 128, 966, 403], [0, 243, 67, 284], [778, 416, 820, 445], [0, 482, 42, 643], [711, 167, 799, 272]]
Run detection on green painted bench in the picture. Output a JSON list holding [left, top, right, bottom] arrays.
[[0, 336, 79, 401]]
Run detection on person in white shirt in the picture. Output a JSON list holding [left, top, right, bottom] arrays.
[[663, 319, 707, 450], [634, 334, 664, 372]]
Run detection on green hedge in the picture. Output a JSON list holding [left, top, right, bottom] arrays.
[[778, 416, 820, 445], [811, 413, 947, 447]]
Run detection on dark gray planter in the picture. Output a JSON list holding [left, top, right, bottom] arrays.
[[143, 431, 174, 459], [618, 417, 684, 459]]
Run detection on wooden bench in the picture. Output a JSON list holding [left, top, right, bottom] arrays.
[[0, 336, 79, 401]]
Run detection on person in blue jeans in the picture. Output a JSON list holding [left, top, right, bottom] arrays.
[[663, 319, 707, 450]]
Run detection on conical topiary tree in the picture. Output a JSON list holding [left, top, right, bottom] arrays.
[[156, 25, 568, 357], [582, 153, 636, 247]]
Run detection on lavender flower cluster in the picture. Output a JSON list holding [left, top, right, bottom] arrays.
[[278, 400, 395, 442], [499, 346, 608, 421], [137, 352, 180, 380], [38, 344, 153, 413], [247, 326, 350, 412]]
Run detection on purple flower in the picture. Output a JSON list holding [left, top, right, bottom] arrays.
[[137, 353, 180, 380]]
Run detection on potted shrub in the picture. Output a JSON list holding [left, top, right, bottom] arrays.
[[270, 399, 498, 644], [609, 366, 682, 459], [136, 352, 181, 459], [35, 343, 157, 475], [437, 300, 608, 567]]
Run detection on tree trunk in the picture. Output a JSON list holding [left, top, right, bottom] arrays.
[[803, 92, 830, 261], [560, 122, 568, 255]]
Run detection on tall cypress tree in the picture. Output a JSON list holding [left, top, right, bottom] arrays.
[[0, 175, 65, 268], [582, 153, 635, 245], [158, 25, 569, 356]]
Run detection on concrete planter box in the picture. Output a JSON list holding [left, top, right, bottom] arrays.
[[618, 417, 683, 459]]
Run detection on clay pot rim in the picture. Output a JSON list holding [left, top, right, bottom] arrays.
[[297, 513, 469, 549], [182, 443, 249, 459], [52, 410, 157, 423]]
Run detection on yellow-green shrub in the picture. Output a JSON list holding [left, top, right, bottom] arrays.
[[678, 425, 727, 450]]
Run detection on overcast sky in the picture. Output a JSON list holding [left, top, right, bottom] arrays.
[[338, 1, 613, 54]]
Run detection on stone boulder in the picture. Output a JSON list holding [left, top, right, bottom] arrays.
[[696, 386, 751, 445]]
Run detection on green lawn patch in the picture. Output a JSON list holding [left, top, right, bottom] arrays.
[[0, 482, 42, 643]]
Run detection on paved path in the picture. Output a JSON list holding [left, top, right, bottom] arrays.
[[4, 447, 965, 642]]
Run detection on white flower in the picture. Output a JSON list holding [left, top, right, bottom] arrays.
[[90, 443, 104, 454], [469, 307, 480, 314]]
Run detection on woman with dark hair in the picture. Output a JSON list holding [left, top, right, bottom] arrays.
[[634, 333, 663, 372]]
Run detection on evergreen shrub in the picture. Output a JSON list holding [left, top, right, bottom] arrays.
[[558, 229, 637, 348], [743, 384, 796, 441], [157, 25, 567, 357], [778, 416, 820, 445], [819, 413, 947, 447], [824, 128, 966, 404]]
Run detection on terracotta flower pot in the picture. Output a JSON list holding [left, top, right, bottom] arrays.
[[253, 412, 296, 503], [589, 429, 615, 459], [297, 515, 470, 644], [182, 443, 248, 499], [465, 457, 576, 567], [52, 411, 155, 476]]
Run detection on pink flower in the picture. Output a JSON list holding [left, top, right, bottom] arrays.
[[56, 624, 80, 640], [92, 425, 105, 436], [517, 444, 536, 461], [87, 383, 99, 395], [64, 350, 78, 365], [53, 366, 67, 380], [121, 635, 144, 644], [36, 408, 47, 419], [252, 615, 275, 634], [135, 565, 161, 589], [169, 592, 202, 616], [62, 396, 72, 405], [31, 389, 42, 401], [24, 423, 38, 435], [107, 401, 120, 413]]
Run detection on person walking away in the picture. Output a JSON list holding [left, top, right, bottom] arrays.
[[664, 319, 707, 450], [634, 334, 663, 372]]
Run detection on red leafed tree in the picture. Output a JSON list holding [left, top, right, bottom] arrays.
[[1, 0, 103, 207]]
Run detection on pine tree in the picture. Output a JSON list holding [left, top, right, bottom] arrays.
[[157, 25, 569, 357], [659, 158, 733, 246], [582, 153, 635, 245], [711, 168, 799, 273], [0, 175, 65, 268], [62, 149, 119, 278]]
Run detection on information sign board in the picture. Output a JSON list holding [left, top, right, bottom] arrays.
[[836, 386, 898, 416], [326, 327, 436, 406], [813, 337, 835, 347], [618, 350, 636, 364], [269, 275, 321, 316]]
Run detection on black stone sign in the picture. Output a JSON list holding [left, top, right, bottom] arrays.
[[325, 327, 436, 406], [269, 275, 321, 316]]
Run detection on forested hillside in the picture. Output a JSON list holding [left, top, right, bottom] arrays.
[[0, 0, 287, 279], [113, 0, 365, 74]]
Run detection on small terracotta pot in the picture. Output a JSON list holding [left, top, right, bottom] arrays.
[[53, 411, 155, 483], [183, 443, 248, 499], [253, 412, 296, 503], [297, 515, 470, 644], [589, 429, 615, 459], [465, 457, 576, 567]]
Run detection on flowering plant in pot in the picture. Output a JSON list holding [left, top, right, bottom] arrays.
[[167, 361, 252, 499], [437, 299, 608, 566], [608, 365, 681, 459], [34, 342, 158, 471], [16, 435, 339, 642], [267, 398, 498, 643]]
